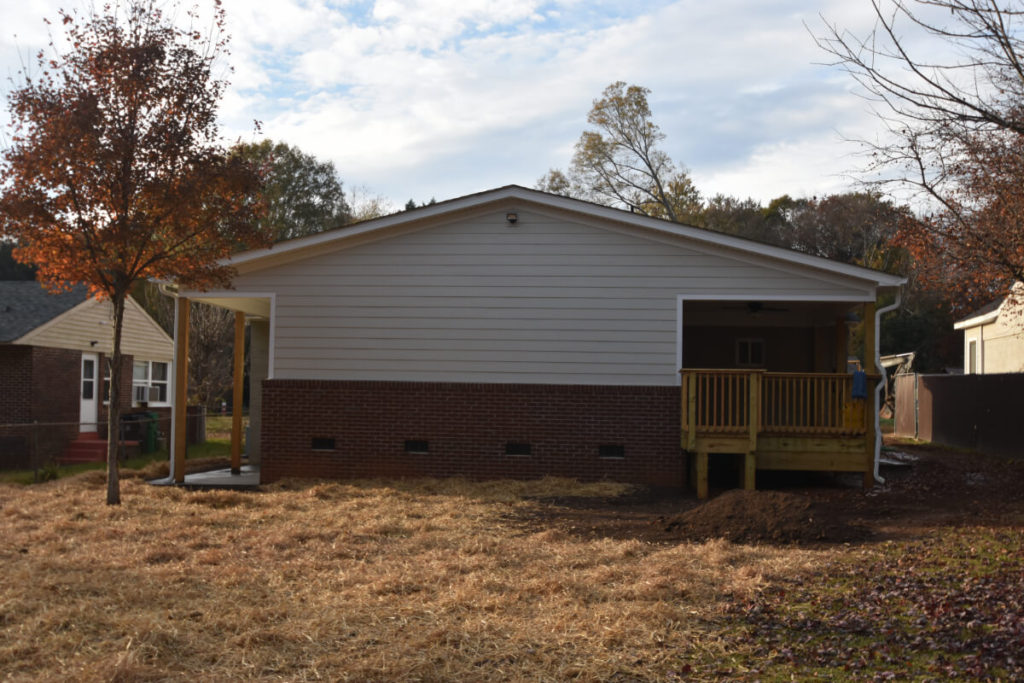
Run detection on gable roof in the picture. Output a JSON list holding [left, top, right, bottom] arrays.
[[223, 185, 907, 288], [953, 283, 1023, 329], [0, 281, 89, 343], [953, 297, 1003, 329]]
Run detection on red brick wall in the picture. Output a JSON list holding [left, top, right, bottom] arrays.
[[0, 345, 82, 468], [30, 346, 82, 463], [260, 381, 685, 487], [31, 346, 82, 426], [0, 346, 34, 467], [0, 346, 33, 425]]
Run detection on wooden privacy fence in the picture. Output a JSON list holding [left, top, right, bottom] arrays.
[[680, 369, 871, 444]]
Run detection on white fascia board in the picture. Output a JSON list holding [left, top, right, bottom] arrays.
[[223, 185, 908, 288], [953, 309, 1000, 330]]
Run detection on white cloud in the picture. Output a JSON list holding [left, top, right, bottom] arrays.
[[1, 0, 935, 206]]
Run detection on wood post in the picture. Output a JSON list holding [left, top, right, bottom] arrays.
[[742, 452, 756, 491], [748, 371, 760, 453], [230, 310, 245, 475], [696, 451, 708, 500], [686, 373, 697, 451], [172, 297, 190, 484]]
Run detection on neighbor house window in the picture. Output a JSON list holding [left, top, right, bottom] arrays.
[[735, 338, 765, 367], [132, 361, 170, 404], [968, 340, 978, 374], [103, 360, 169, 404]]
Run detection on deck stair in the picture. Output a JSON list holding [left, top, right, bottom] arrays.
[[58, 432, 140, 465]]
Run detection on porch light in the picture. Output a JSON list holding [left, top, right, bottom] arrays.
[[505, 212, 518, 225]]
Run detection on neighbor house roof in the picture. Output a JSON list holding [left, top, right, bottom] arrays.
[[953, 296, 1004, 329], [221, 185, 908, 288], [0, 281, 89, 343], [953, 283, 1023, 330]]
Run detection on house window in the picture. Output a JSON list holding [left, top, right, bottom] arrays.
[[968, 340, 977, 374], [736, 338, 765, 367], [133, 360, 170, 404]]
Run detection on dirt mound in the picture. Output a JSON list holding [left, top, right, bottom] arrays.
[[664, 489, 869, 544]]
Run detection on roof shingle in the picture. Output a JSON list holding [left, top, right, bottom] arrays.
[[0, 281, 89, 343]]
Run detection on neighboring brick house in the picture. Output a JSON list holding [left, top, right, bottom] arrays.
[[0, 281, 174, 468], [169, 186, 904, 489]]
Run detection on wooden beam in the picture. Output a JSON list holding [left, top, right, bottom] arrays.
[[742, 452, 756, 490], [230, 311, 245, 475], [172, 297, 190, 484], [686, 374, 697, 451], [748, 371, 760, 453], [696, 451, 708, 500]]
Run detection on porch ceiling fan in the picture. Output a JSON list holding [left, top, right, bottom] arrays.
[[722, 301, 790, 314]]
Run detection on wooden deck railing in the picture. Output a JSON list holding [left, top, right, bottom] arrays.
[[681, 369, 874, 441]]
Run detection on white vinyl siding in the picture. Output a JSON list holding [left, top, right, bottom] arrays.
[[18, 296, 173, 362], [232, 208, 876, 386]]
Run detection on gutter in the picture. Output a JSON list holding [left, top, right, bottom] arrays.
[[873, 288, 902, 485]]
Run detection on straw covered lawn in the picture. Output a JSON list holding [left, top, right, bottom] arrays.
[[0, 472, 819, 681]]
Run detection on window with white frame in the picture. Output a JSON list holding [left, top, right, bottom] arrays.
[[134, 361, 170, 404], [104, 360, 170, 405], [735, 338, 765, 367]]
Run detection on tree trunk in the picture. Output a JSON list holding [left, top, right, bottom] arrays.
[[106, 290, 127, 505]]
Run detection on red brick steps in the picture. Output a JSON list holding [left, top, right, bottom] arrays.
[[58, 432, 140, 465]]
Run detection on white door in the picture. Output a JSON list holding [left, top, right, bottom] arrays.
[[80, 353, 99, 432]]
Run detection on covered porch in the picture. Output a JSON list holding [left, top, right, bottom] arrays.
[[680, 298, 883, 498], [166, 291, 274, 485]]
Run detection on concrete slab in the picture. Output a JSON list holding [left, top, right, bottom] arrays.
[[149, 465, 260, 490]]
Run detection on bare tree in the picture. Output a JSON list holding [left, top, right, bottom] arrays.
[[539, 82, 701, 223], [816, 0, 1024, 306]]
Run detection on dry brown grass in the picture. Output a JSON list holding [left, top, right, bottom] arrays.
[[0, 474, 822, 681]]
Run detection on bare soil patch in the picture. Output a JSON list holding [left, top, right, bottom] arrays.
[[509, 438, 1024, 545]]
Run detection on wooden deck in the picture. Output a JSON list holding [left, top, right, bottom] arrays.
[[680, 369, 877, 498]]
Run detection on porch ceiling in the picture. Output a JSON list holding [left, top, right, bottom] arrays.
[[189, 296, 271, 319], [683, 300, 860, 327]]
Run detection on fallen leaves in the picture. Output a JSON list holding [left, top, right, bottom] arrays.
[[724, 528, 1024, 679]]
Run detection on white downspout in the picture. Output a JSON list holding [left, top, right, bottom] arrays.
[[158, 283, 180, 482], [873, 288, 902, 484]]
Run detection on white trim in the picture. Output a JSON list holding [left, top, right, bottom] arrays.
[[953, 309, 1000, 330], [169, 300, 182, 482], [80, 352, 99, 432], [678, 292, 876, 302], [675, 297, 683, 385], [175, 290, 276, 379], [674, 293, 878, 385]]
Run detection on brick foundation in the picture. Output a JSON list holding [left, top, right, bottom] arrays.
[[260, 380, 685, 487]]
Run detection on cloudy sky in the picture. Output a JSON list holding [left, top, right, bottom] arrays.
[[1, 0, 910, 210]]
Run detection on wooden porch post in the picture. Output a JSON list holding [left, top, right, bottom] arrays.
[[230, 311, 245, 475], [863, 301, 877, 488], [172, 297, 190, 484], [744, 371, 760, 491], [696, 452, 708, 500]]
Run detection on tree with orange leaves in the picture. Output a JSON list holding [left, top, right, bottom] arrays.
[[0, 1, 270, 504]]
